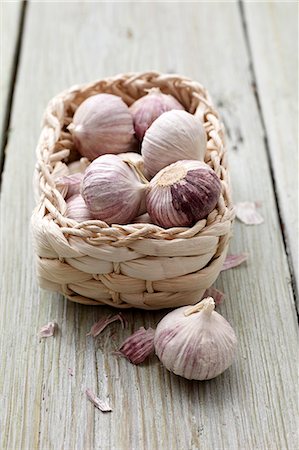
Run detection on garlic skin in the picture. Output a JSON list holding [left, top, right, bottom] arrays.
[[67, 157, 90, 175], [68, 93, 135, 160], [66, 194, 93, 222], [132, 213, 152, 224], [57, 172, 83, 199], [154, 298, 237, 380], [81, 154, 148, 225], [118, 152, 145, 175], [146, 160, 221, 228], [141, 110, 206, 178], [130, 88, 184, 140]]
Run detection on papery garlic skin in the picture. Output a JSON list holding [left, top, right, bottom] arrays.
[[132, 213, 152, 224], [66, 194, 93, 222], [57, 173, 83, 199], [68, 93, 135, 160], [81, 154, 147, 225], [146, 160, 221, 228], [67, 157, 90, 175], [118, 152, 145, 175], [141, 110, 206, 178], [154, 298, 237, 380], [130, 88, 184, 140]]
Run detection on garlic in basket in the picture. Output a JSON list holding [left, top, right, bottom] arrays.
[[130, 88, 184, 140], [141, 110, 206, 178], [68, 93, 134, 160], [154, 298, 237, 380], [66, 194, 93, 222], [81, 154, 148, 225], [146, 160, 221, 228]]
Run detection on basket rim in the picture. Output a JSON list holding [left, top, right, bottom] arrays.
[[33, 71, 234, 244]]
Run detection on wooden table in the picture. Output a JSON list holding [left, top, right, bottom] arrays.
[[1, 2, 298, 449]]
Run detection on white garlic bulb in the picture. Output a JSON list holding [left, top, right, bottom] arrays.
[[66, 194, 93, 222], [68, 93, 135, 160], [154, 298, 237, 380], [141, 110, 206, 178], [130, 88, 184, 140], [81, 154, 148, 225], [146, 160, 221, 228]]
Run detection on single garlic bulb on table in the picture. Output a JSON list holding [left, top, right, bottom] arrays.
[[68, 93, 135, 160], [66, 194, 93, 222], [154, 298, 237, 380], [81, 154, 148, 225], [141, 109, 207, 178], [129, 88, 184, 140], [146, 160, 222, 228]]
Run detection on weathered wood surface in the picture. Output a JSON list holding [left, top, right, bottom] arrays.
[[244, 0, 298, 294], [0, 2, 298, 450], [0, 1, 22, 163]]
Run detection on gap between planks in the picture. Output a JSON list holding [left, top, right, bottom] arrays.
[[0, 0, 28, 185], [238, 0, 298, 314]]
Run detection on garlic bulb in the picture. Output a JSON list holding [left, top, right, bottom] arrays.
[[141, 110, 206, 178], [146, 160, 221, 228], [154, 298, 237, 380], [81, 154, 148, 225], [66, 194, 93, 222], [68, 93, 135, 160], [130, 88, 184, 140]]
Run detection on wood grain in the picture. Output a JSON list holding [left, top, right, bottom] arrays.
[[244, 1, 299, 291], [0, 1, 22, 165], [0, 2, 298, 450]]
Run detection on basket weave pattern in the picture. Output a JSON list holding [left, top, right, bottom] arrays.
[[31, 72, 234, 309]]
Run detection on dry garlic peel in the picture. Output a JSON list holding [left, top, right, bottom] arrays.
[[118, 152, 145, 175], [66, 194, 93, 222], [141, 110, 206, 178], [57, 173, 83, 199], [146, 160, 221, 228], [68, 93, 134, 160], [154, 298, 237, 380], [130, 88, 184, 140], [81, 154, 148, 225]]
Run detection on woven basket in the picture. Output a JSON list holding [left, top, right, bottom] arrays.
[[31, 72, 234, 309]]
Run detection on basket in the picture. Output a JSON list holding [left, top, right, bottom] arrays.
[[31, 72, 234, 309]]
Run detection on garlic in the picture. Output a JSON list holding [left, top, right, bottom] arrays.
[[146, 160, 221, 228], [132, 213, 152, 224], [66, 194, 93, 222], [154, 298, 237, 380], [141, 110, 206, 178], [67, 157, 90, 175], [130, 88, 184, 140], [115, 327, 155, 364], [57, 173, 83, 199], [68, 93, 135, 160], [81, 154, 148, 225], [118, 152, 145, 175]]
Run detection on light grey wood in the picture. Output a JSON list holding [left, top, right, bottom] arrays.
[[0, 2, 298, 450], [0, 1, 22, 156], [244, 1, 299, 290]]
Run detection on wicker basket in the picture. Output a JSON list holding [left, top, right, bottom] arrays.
[[31, 72, 234, 309]]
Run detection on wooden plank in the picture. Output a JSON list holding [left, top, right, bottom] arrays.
[[0, 2, 297, 450], [243, 1, 298, 290], [0, 1, 23, 165]]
